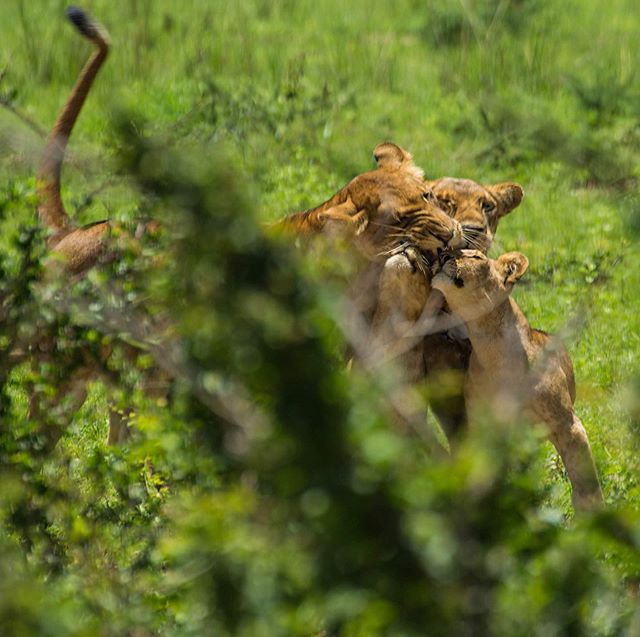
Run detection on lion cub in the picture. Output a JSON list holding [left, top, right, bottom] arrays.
[[432, 249, 603, 510]]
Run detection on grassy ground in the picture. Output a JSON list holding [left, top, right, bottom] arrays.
[[1, 0, 638, 511]]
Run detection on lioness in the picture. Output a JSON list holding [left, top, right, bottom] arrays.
[[431, 249, 604, 510], [278, 148, 483, 437], [423, 177, 524, 435], [424, 177, 523, 253], [278, 142, 466, 258]]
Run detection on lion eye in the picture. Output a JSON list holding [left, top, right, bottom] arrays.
[[482, 200, 496, 214], [438, 197, 455, 211]]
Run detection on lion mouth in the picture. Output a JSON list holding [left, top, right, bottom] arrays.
[[435, 252, 464, 287]]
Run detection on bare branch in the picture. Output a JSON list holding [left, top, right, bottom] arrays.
[[0, 96, 47, 139]]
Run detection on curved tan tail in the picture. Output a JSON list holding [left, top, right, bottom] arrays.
[[37, 7, 110, 242]]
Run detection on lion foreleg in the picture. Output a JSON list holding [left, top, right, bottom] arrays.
[[367, 250, 447, 453], [319, 199, 370, 235]]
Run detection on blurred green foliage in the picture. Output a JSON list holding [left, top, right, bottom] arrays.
[[1, 0, 640, 635]]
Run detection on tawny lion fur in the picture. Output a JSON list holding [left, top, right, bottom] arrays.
[[37, 7, 114, 275], [432, 249, 603, 510], [364, 175, 526, 440], [278, 142, 465, 258]]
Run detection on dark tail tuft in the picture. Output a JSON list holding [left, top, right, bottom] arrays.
[[65, 6, 100, 40]]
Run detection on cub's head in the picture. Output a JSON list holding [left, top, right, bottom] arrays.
[[424, 178, 524, 253], [432, 249, 529, 321]]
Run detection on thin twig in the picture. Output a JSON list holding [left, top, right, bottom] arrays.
[[74, 180, 117, 215], [0, 96, 47, 138]]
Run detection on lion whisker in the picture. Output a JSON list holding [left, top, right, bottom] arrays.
[[462, 232, 485, 251], [368, 220, 403, 230], [376, 241, 410, 258]]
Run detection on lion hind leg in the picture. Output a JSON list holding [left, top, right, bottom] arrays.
[[548, 412, 604, 511]]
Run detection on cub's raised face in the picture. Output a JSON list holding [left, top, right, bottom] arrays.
[[424, 178, 524, 253], [431, 249, 529, 321]]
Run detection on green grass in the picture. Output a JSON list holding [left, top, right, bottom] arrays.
[[1, 1, 639, 632]]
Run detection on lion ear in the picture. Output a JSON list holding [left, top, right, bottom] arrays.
[[488, 183, 524, 217], [497, 252, 529, 285], [373, 142, 412, 168]]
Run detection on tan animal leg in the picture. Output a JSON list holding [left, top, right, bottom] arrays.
[[319, 198, 356, 220], [368, 249, 438, 448], [320, 200, 369, 235], [371, 249, 430, 362], [108, 407, 132, 445], [547, 412, 603, 511]]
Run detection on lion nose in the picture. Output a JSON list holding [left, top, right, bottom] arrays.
[[447, 226, 466, 250]]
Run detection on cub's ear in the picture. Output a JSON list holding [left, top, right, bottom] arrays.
[[489, 183, 524, 217], [497, 252, 529, 285]]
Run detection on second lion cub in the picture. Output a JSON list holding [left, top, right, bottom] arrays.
[[432, 249, 603, 510]]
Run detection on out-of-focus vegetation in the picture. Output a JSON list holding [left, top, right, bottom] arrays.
[[1, 1, 639, 635]]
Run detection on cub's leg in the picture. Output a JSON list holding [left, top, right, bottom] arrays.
[[371, 248, 430, 364], [546, 411, 603, 510]]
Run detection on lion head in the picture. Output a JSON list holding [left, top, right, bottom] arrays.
[[431, 249, 529, 321], [424, 178, 524, 253]]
